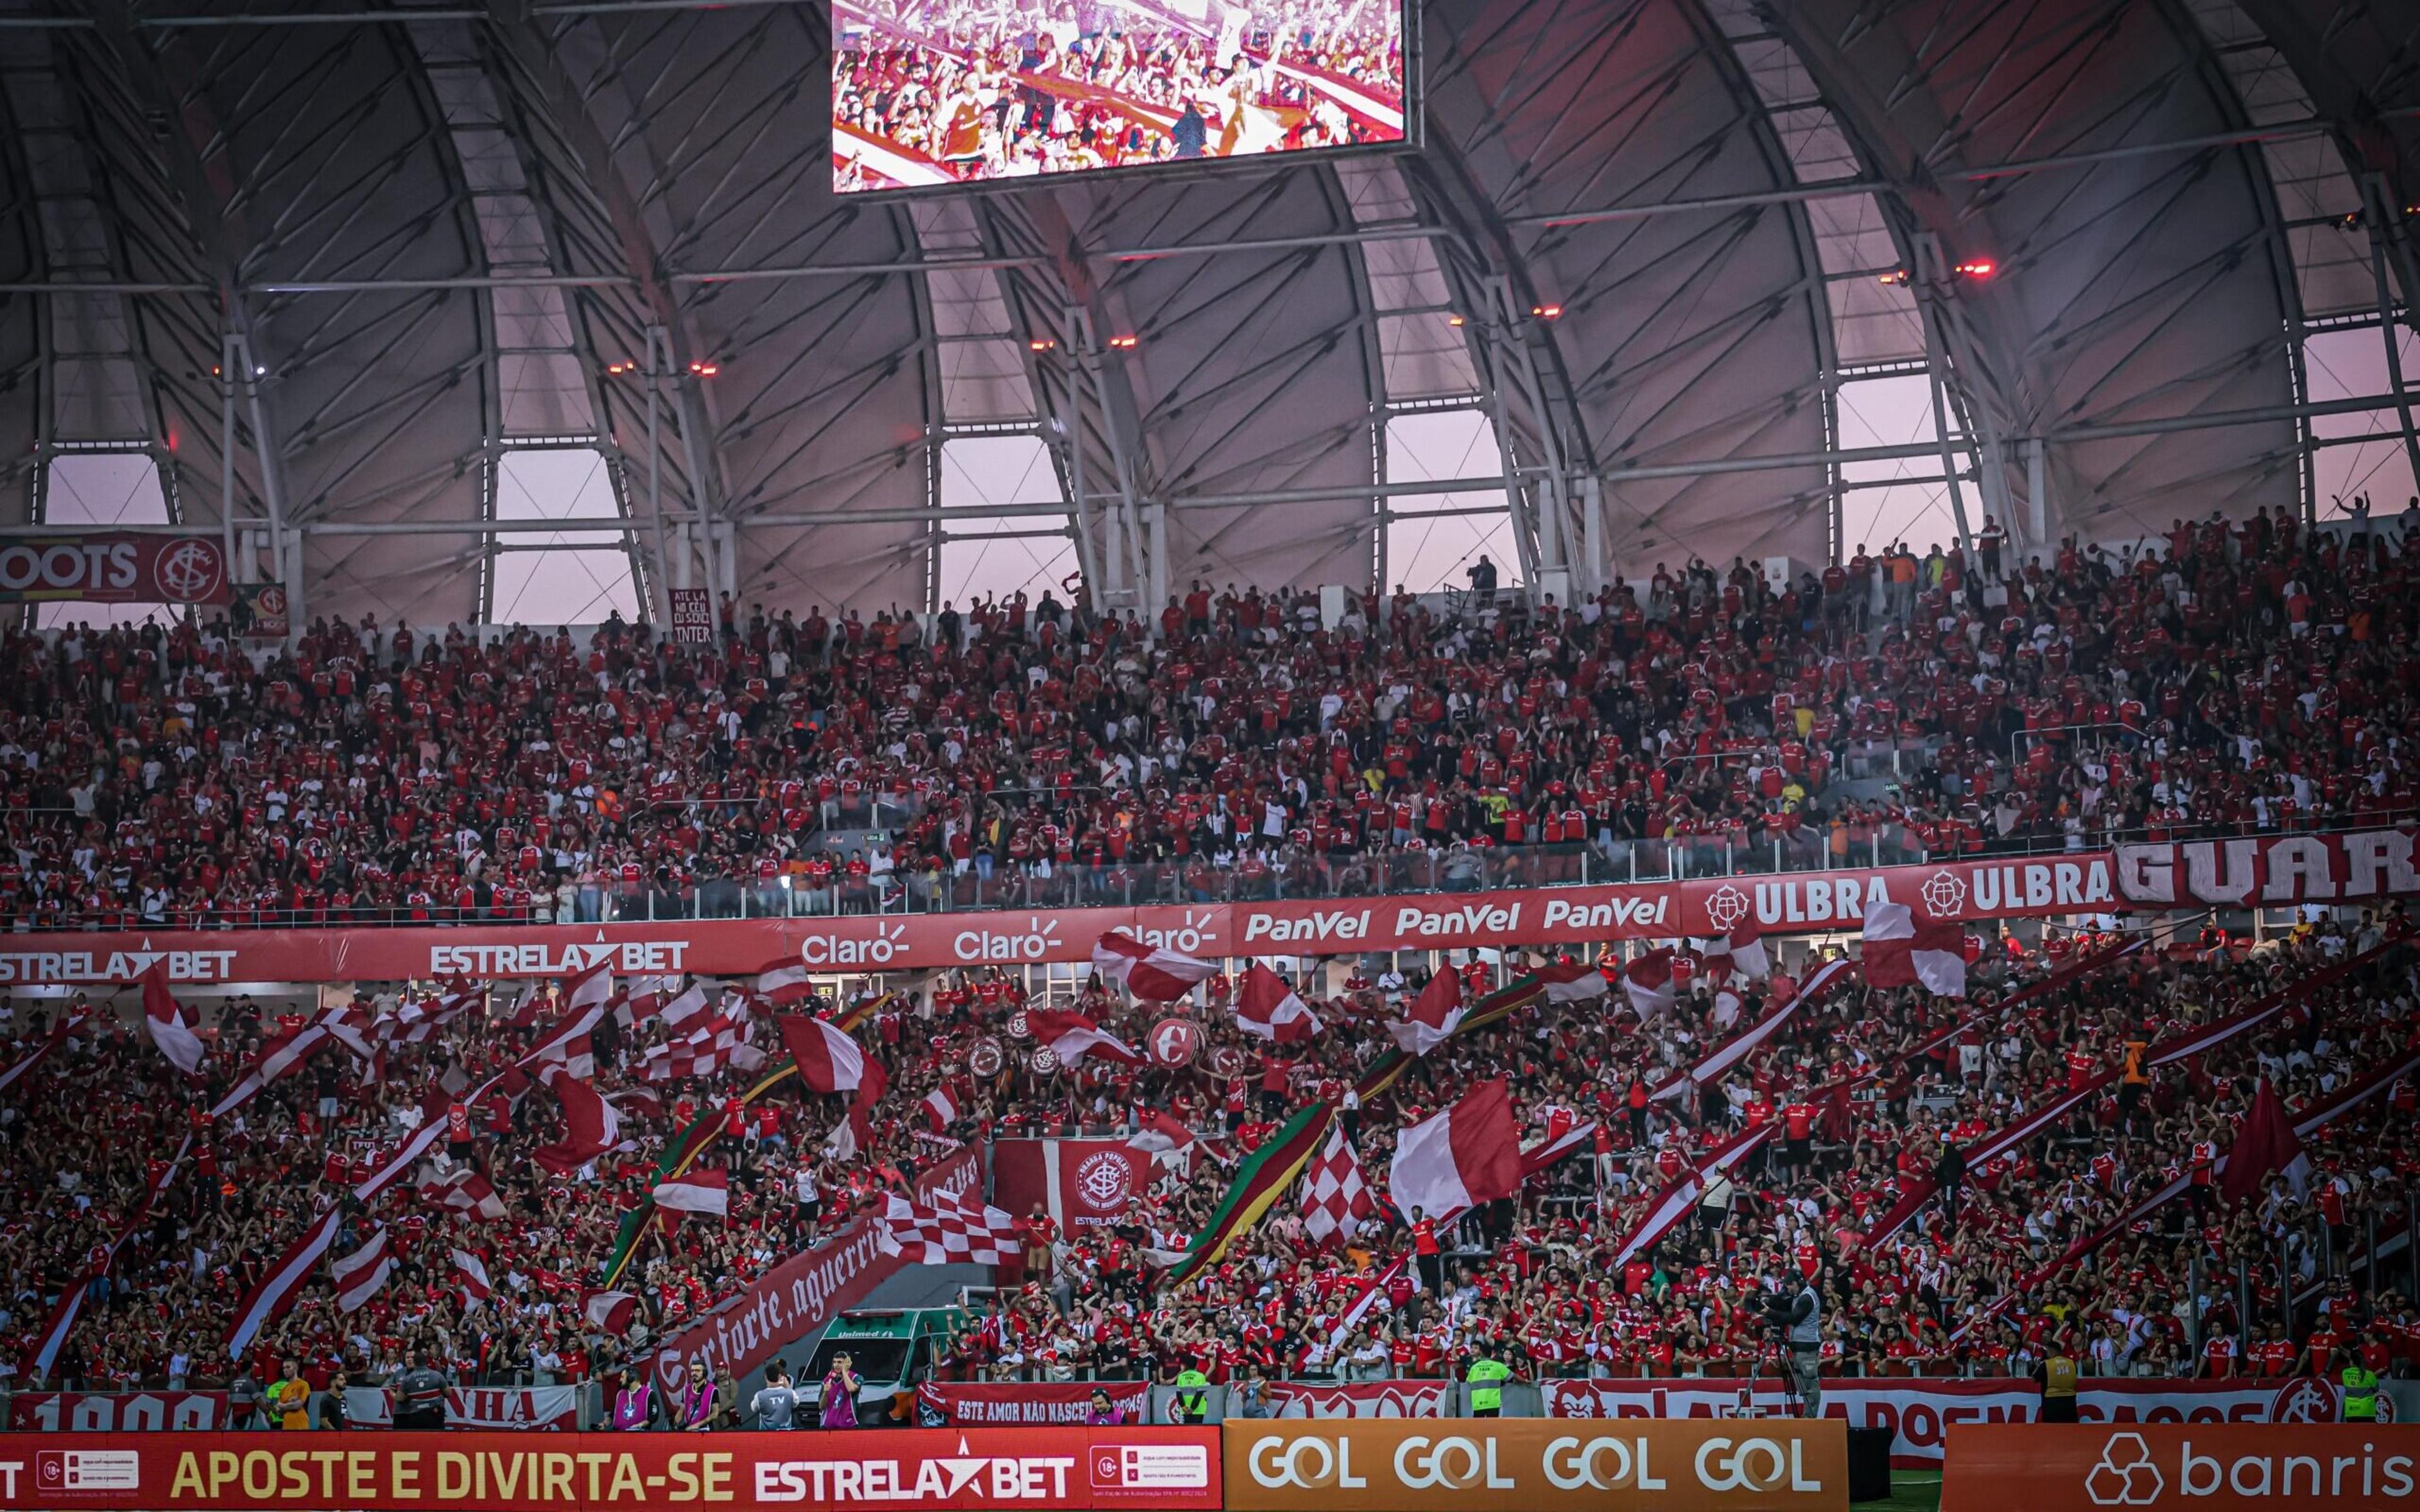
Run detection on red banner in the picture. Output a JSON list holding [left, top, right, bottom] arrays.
[[916, 1381, 1151, 1425], [647, 1145, 981, 1398], [1943, 1424, 2414, 1512], [1543, 1376, 2351, 1467], [5, 1394, 228, 1433], [1260, 1380, 1455, 1418], [0, 536, 229, 605], [0, 1428, 1221, 1511], [2116, 827, 2420, 908], [993, 1140, 1153, 1231], [1, 851, 2133, 985]]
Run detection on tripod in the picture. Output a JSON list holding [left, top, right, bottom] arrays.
[[1740, 1327, 1807, 1419]]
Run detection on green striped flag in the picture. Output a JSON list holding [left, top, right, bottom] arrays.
[[1161, 1102, 1335, 1289]]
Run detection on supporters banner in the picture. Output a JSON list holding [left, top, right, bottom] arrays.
[[1262, 1381, 1455, 1418], [3, 852, 2133, 986], [647, 1143, 981, 1398], [0, 1427, 1222, 1511], [993, 1139, 1156, 1232], [5, 1393, 228, 1433], [1223, 1419, 1846, 1511], [339, 1386, 579, 1431], [1940, 1423, 2414, 1511], [0, 536, 229, 605], [1542, 1375, 2348, 1468], [2116, 827, 2420, 908], [915, 1380, 1151, 1426]]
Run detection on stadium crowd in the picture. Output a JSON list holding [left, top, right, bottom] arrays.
[[0, 502, 2412, 1418], [4, 505, 2417, 935]]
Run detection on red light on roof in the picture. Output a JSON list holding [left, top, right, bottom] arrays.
[[1447, 314, 1466, 327], [1954, 259, 1997, 279], [1531, 303, 1563, 319], [1029, 338, 1056, 352], [1106, 334, 1139, 349], [1879, 269, 1910, 286], [689, 360, 720, 377]]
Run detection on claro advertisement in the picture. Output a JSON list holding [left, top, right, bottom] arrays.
[[1221, 1420, 1847, 1511], [0, 1429, 1222, 1511]]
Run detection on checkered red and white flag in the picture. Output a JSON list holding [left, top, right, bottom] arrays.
[[1300, 1123, 1374, 1244], [877, 1186, 1020, 1265]]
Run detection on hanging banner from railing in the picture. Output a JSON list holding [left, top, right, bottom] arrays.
[[1261, 1381, 1456, 1418], [0, 536, 229, 605], [340, 1386, 578, 1431], [914, 1380, 1152, 1426], [5, 1394, 229, 1433], [0, 850, 2131, 985], [2115, 827, 2420, 908]]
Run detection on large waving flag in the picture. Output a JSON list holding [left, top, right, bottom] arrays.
[[0, 1009, 85, 1100], [1300, 1123, 1374, 1243], [878, 1188, 1021, 1264], [1862, 898, 1967, 995], [1622, 948, 1678, 1016], [1092, 930, 1214, 1002], [228, 1209, 343, 1358], [1533, 959, 1610, 1005], [1386, 970, 1465, 1057], [1162, 1104, 1334, 1288], [779, 1015, 877, 1095], [331, 1225, 394, 1313], [1651, 958, 1853, 1101], [1235, 963, 1320, 1043], [652, 1169, 729, 1219], [531, 1066, 625, 1176], [1023, 1008, 1144, 1068], [1387, 1078, 1523, 1222], [2220, 1077, 2310, 1205], [142, 966, 205, 1075]]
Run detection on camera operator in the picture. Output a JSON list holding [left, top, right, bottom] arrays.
[[1770, 1270, 1824, 1418]]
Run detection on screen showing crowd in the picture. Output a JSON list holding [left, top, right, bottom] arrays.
[[831, 0, 1407, 191]]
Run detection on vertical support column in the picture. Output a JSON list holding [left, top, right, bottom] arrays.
[[219, 332, 240, 585], [234, 331, 302, 638], [2026, 436, 2048, 550], [643, 326, 673, 623], [1580, 474, 1606, 596], [1926, 359, 1975, 557], [2362, 178, 2420, 502]]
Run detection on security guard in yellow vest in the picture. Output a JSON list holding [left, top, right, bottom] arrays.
[[2035, 1345, 2080, 1424], [2343, 1359, 2381, 1422]]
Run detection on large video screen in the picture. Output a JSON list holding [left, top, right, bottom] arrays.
[[832, 0, 1408, 192]]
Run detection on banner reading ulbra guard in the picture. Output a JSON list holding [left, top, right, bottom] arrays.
[[3, 850, 2132, 985], [1940, 1424, 2417, 1512], [1223, 1419, 1845, 1512], [0, 1428, 1221, 1511]]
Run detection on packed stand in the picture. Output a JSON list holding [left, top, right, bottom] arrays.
[[6, 505, 2419, 933]]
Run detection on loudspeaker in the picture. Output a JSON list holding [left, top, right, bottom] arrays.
[[1847, 1426, 1893, 1502]]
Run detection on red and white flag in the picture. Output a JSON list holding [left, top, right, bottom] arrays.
[[780, 1015, 881, 1095], [656, 985, 717, 1037], [640, 1041, 767, 1083], [1862, 899, 1968, 995], [1301, 1123, 1374, 1244], [1695, 923, 1771, 981], [1091, 930, 1214, 1002], [564, 960, 615, 1017], [583, 1290, 640, 1335], [1610, 1124, 1780, 1266], [142, 966, 205, 1076], [1234, 963, 1320, 1043], [521, 993, 607, 1079], [0, 1009, 85, 1099], [652, 1169, 729, 1218], [227, 1209, 342, 1358], [2220, 1077, 2310, 1205], [532, 1067, 625, 1175], [1127, 1109, 1203, 1175], [330, 1225, 393, 1314], [922, 1087, 959, 1133], [756, 962, 815, 1007], [1387, 1078, 1523, 1222], [451, 1248, 493, 1307], [1623, 949, 1678, 1017], [211, 1012, 346, 1118], [384, 985, 481, 1045], [418, 1167, 509, 1222], [1387, 971, 1466, 1057], [878, 1187, 1020, 1264], [1022, 1008, 1144, 1068], [350, 1072, 504, 1203], [1533, 959, 1610, 1005]]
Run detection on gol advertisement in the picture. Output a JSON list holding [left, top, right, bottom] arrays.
[[0, 1428, 1222, 1511], [1223, 1419, 1846, 1511], [1942, 1424, 2418, 1511]]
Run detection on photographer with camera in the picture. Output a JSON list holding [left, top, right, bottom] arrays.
[[1768, 1269, 1824, 1418]]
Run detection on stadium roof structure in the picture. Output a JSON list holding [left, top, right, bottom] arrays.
[[0, 0, 2416, 627]]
